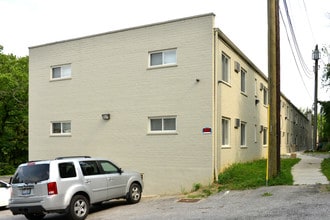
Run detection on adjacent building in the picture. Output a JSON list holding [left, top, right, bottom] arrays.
[[29, 13, 311, 195]]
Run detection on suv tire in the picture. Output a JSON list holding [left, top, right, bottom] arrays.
[[127, 183, 142, 204], [67, 195, 89, 220]]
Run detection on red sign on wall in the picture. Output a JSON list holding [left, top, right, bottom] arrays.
[[202, 127, 212, 134]]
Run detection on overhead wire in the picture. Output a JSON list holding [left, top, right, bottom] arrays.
[[279, 0, 323, 104], [280, 8, 313, 101], [302, 0, 316, 44], [282, 0, 313, 77]]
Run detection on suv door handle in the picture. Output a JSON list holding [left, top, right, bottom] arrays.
[[107, 177, 112, 181], [85, 180, 91, 184]]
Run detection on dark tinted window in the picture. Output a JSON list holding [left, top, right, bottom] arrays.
[[12, 164, 49, 184], [79, 161, 100, 176], [59, 162, 76, 178]]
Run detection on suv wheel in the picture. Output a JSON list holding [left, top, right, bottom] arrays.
[[127, 183, 142, 204], [24, 213, 46, 220], [67, 195, 89, 220]]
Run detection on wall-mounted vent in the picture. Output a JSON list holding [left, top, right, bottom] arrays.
[[234, 61, 241, 73], [234, 118, 240, 129]]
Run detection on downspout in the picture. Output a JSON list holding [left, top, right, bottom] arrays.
[[212, 28, 219, 182]]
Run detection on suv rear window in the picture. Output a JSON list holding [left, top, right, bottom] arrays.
[[12, 164, 49, 184]]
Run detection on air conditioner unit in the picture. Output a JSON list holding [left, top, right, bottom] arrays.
[[234, 61, 241, 73], [234, 118, 240, 129], [260, 83, 264, 91]]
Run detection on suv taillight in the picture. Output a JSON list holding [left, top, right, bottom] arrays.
[[47, 182, 58, 195]]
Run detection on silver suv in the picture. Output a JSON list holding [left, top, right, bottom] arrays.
[[9, 156, 143, 220]]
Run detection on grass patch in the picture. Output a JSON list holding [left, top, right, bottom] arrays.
[[184, 158, 300, 199], [187, 183, 219, 199], [321, 158, 330, 181], [218, 158, 300, 191], [262, 192, 273, 197]]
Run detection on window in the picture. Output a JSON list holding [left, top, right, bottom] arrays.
[[59, 163, 76, 178], [51, 64, 71, 79], [263, 127, 268, 145], [51, 121, 71, 135], [149, 116, 176, 133], [254, 124, 257, 143], [254, 79, 258, 97], [222, 118, 230, 146], [149, 49, 176, 67], [221, 53, 230, 83], [263, 87, 268, 105], [240, 122, 246, 146], [12, 164, 49, 184], [79, 161, 100, 176], [99, 160, 120, 174], [241, 69, 246, 93]]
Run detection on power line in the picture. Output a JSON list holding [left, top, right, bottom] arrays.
[[280, 9, 313, 101], [281, 0, 314, 77], [302, 0, 316, 44]]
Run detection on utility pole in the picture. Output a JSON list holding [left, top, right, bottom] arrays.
[[312, 45, 320, 151], [267, 0, 281, 178]]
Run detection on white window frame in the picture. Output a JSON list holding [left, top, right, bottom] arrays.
[[221, 53, 230, 83], [51, 64, 71, 80], [241, 68, 247, 93], [222, 117, 230, 147], [148, 116, 177, 134], [263, 87, 269, 105], [263, 127, 268, 146], [149, 49, 177, 67], [240, 121, 247, 147], [51, 121, 71, 136]]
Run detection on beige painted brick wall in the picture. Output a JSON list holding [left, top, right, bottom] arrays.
[[29, 14, 215, 195]]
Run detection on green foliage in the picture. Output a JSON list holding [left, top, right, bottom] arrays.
[[0, 46, 28, 174], [319, 101, 330, 142], [191, 183, 202, 192], [322, 62, 330, 88], [218, 158, 300, 191], [0, 162, 15, 175]]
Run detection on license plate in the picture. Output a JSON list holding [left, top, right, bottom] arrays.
[[22, 188, 31, 195]]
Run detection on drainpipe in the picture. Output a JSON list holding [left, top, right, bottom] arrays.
[[212, 28, 219, 182]]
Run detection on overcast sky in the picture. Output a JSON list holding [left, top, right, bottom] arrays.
[[1, 0, 329, 110]]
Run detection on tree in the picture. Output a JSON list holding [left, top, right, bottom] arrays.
[[321, 46, 330, 88], [319, 101, 330, 142], [0, 46, 28, 174], [318, 46, 330, 143]]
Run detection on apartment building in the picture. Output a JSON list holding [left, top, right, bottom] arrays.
[[29, 13, 311, 195]]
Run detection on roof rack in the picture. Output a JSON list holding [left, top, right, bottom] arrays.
[[55, 156, 91, 160]]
